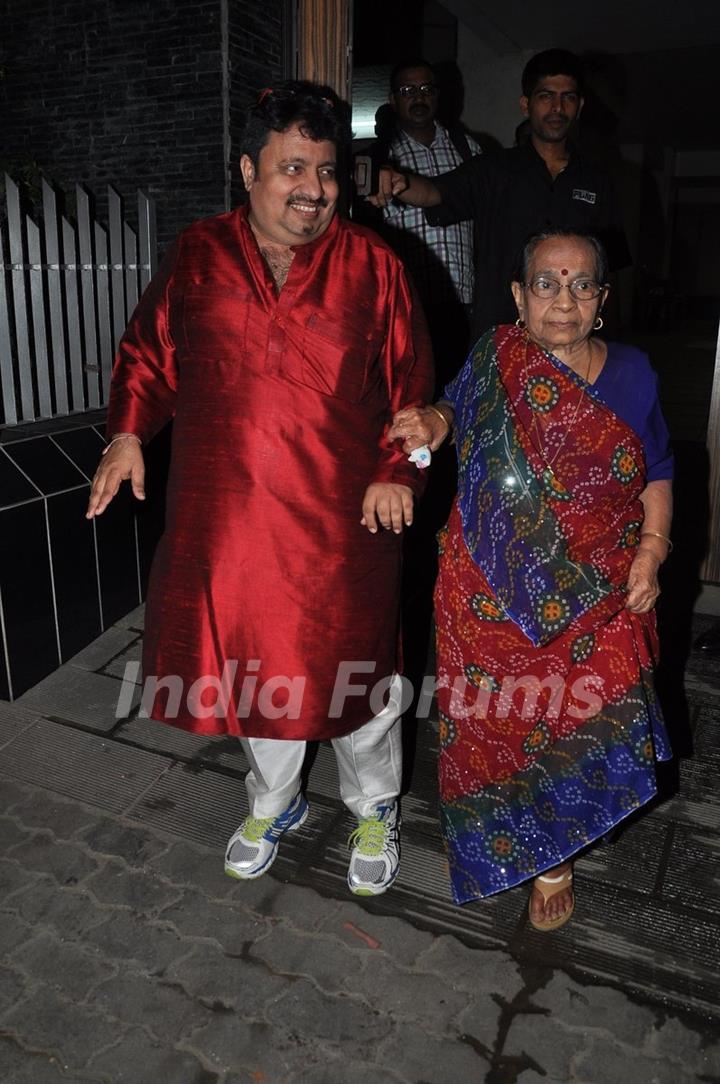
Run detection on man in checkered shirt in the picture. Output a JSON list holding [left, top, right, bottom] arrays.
[[369, 59, 481, 388]]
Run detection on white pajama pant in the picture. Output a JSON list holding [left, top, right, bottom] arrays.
[[240, 674, 403, 820]]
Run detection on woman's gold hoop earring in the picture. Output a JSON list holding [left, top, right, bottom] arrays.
[[515, 318, 526, 329], [594, 315, 604, 331]]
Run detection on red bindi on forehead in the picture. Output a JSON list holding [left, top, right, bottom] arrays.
[[560, 269, 568, 276]]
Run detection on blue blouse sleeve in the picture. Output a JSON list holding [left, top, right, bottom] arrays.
[[590, 343, 674, 481]]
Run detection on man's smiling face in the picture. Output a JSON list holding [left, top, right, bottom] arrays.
[[241, 123, 339, 246]]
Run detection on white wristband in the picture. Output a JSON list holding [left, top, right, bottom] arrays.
[[408, 445, 432, 469]]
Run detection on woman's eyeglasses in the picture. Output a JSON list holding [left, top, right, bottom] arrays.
[[526, 277, 605, 300]]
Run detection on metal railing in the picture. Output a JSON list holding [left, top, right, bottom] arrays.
[[0, 175, 157, 427]]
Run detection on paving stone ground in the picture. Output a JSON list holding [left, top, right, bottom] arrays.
[[1, 607, 719, 1082], [1, 773, 718, 1084]]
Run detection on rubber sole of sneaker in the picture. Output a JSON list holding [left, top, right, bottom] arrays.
[[224, 805, 309, 881]]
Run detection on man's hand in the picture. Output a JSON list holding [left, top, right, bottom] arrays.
[[366, 167, 409, 209], [86, 436, 145, 518], [625, 549, 661, 613], [361, 483, 414, 534], [388, 405, 452, 453]]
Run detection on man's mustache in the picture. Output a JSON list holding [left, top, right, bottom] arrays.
[[286, 195, 330, 209]]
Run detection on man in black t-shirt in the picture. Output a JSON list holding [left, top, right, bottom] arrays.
[[369, 49, 630, 340]]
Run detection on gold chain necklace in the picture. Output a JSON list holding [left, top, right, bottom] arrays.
[[525, 337, 594, 480]]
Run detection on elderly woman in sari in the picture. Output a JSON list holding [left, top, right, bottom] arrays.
[[390, 227, 673, 930]]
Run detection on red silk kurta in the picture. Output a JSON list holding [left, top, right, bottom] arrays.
[[107, 206, 434, 739]]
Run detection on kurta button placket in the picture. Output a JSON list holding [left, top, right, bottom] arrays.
[[266, 312, 285, 374]]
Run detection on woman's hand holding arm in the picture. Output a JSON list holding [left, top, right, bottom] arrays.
[[388, 402, 454, 454]]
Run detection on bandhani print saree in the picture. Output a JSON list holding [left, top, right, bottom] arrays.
[[435, 324, 672, 905]]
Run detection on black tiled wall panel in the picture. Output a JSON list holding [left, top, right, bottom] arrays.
[[47, 490, 103, 660], [0, 500, 60, 695], [0, 421, 157, 698], [0, 448, 40, 509], [0, 636, 10, 701], [95, 487, 141, 627], [52, 428, 105, 480], [5, 437, 87, 494]]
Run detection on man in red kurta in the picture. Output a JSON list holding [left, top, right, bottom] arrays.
[[87, 81, 434, 896]]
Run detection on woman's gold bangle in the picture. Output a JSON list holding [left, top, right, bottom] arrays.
[[640, 530, 673, 553], [429, 404, 451, 432]]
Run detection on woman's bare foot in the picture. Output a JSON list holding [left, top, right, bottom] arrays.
[[528, 862, 574, 930]]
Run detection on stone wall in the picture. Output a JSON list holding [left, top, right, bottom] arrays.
[[1, 0, 286, 247]]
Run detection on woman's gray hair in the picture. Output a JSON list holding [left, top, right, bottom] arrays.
[[513, 228, 609, 285]]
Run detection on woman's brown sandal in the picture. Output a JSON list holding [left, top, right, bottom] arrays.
[[528, 866, 574, 931]]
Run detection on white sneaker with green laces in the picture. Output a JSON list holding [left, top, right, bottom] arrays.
[[224, 793, 309, 880], [347, 801, 400, 896]]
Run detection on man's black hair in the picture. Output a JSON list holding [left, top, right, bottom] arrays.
[[513, 227, 609, 285], [521, 49, 585, 98], [389, 58, 436, 92], [241, 80, 352, 170]]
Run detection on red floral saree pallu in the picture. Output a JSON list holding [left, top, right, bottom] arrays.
[[435, 325, 671, 905]]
